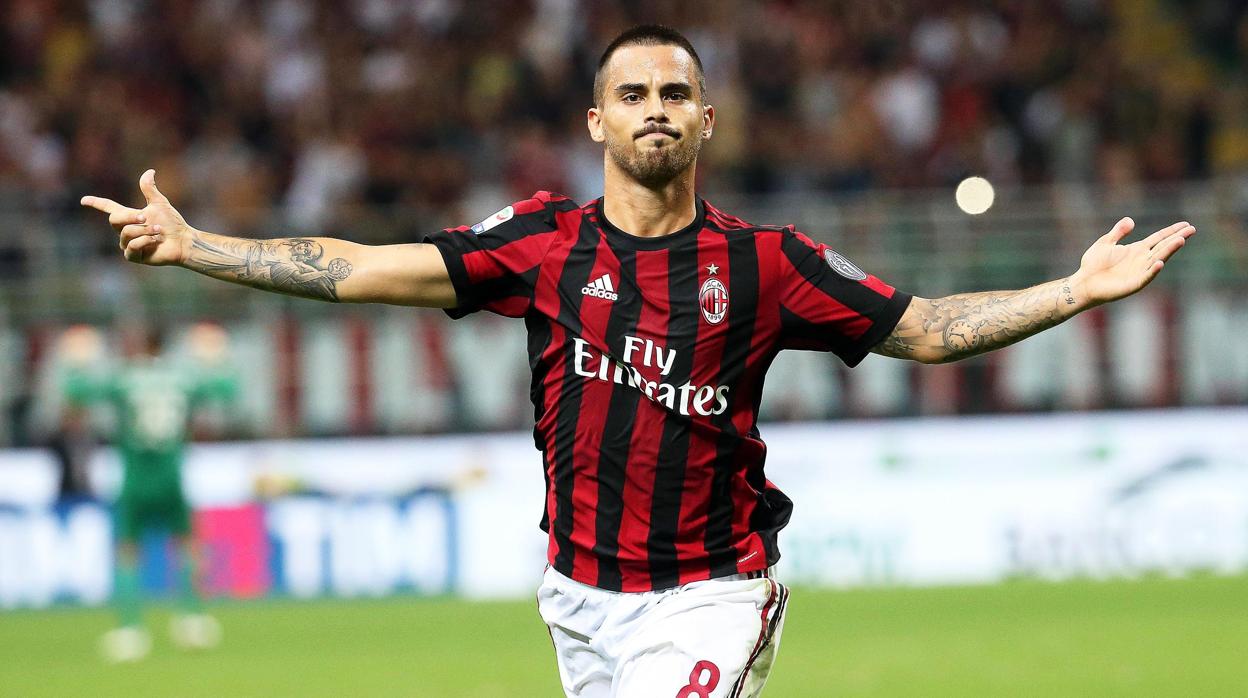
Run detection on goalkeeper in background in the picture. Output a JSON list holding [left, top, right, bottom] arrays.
[[61, 323, 237, 663]]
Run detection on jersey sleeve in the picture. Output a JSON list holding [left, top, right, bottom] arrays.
[[422, 191, 569, 319], [778, 229, 912, 366]]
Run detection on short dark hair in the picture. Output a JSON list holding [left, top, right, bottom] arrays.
[[593, 24, 706, 106]]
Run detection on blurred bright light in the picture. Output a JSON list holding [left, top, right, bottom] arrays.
[[955, 176, 995, 215]]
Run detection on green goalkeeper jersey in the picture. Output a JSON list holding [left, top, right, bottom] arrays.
[[64, 359, 237, 474]]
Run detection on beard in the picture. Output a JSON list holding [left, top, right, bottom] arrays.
[[606, 130, 701, 188]]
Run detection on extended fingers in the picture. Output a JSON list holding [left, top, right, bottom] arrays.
[[80, 195, 125, 215], [1140, 221, 1192, 249], [1151, 231, 1190, 263], [81, 195, 148, 234]]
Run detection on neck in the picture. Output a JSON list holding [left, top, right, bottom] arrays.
[[601, 158, 698, 238]]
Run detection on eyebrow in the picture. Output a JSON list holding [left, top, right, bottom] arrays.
[[614, 81, 695, 95]]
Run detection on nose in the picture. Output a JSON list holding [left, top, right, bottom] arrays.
[[644, 96, 669, 123]]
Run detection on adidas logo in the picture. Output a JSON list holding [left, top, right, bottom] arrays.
[[581, 274, 619, 301]]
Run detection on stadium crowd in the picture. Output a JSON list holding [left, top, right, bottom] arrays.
[[1, 0, 1246, 249]]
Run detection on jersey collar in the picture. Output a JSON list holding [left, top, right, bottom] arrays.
[[594, 197, 706, 251]]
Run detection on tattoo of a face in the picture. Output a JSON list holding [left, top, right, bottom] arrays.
[[186, 234, 353, 301]]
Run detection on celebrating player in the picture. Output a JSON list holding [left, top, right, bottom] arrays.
[[63, 325, 237, 662], [81, 24, 1194, 697]]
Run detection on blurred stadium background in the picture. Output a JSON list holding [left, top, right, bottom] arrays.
[[1, 0, 1246, 696]]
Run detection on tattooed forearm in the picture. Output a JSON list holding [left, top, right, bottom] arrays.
[[184, 231, 354, 302], [874, 277, 1083, 363]]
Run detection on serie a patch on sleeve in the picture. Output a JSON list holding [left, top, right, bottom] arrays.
[[471, 205, 515, 234], [824, 249, 867, 280]]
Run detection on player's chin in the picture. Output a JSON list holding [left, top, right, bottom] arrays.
[[636, 141, 682, 159]]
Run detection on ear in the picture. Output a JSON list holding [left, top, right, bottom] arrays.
[[701, 104, 715, 141], [587, 107, 606, 143]]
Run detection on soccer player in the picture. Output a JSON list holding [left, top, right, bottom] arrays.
[[80, 24, 1194, 697], [63, 325, 237, 662]]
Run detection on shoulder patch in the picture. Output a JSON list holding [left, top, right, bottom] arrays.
[[471, 205, 514, 234], [824, 249, 868, 281]]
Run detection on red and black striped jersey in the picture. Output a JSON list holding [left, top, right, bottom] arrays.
[[425, 192, 911, 592]]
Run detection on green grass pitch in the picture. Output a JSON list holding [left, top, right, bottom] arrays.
[[2, 574, 1244, 697]]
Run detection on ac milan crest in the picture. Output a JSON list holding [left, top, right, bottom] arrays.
[[699, 277, 729, 325]]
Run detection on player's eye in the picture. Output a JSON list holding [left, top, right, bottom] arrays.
[[666, 93, 687, 102], [622, 93, 642, 103]]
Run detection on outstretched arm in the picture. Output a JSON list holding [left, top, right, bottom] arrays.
[[873, 218, 1196, 364], [81, 170, 457, 307]]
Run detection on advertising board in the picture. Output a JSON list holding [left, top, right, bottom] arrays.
[[1, 409, 1244, 608]]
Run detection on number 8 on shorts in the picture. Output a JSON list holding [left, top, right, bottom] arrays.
[[676, 660, 721, 698]]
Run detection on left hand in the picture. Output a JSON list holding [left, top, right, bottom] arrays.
[[1072, 217, 1196, 306]]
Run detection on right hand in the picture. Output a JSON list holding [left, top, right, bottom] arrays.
[[80, 169, 193, 266]]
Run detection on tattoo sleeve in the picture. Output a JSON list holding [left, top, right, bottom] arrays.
[[873, 277, 1082, 363], [183, 231, 354, 302]]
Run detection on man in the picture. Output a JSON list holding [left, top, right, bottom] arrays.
[[63, 325, 237, 662], [50, 326, 104, 500], [81, 24, 1193, 697]]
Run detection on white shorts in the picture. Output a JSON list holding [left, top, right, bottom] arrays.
[[537, 566, 788, 698]]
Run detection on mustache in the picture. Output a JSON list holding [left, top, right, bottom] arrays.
[[634, 124, 681, 139]]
